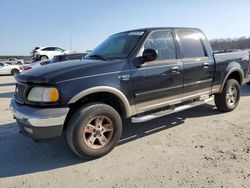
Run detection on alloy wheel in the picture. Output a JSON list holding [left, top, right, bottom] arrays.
[[83, 115, 114, 149]]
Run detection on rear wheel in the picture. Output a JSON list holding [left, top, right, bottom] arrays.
[[11, 69, 19, 75], [40, 55, 48, 60], [67, 103, 122, 159], [214, 79, 240, 112]]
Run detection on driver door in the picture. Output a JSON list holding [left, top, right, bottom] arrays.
[[130, 30, 184, 114]]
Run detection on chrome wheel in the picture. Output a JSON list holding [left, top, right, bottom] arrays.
[[226, 86, 238, 105], [83, 115, 114, 149]]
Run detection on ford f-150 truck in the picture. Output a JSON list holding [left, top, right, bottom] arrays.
[[10, 27, 250, 159]]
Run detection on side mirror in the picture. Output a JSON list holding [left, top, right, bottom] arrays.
[[142, 49, 158, 62]]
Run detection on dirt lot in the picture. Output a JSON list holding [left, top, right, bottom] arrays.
[[0, 75, 249, 188]]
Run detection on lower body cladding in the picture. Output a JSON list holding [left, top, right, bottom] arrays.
[[10, 99, 69, 139]]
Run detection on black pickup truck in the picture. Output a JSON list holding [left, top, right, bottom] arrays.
[[10, 27, 250, 159]]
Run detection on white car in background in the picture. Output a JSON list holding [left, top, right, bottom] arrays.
[[23, 52, 86, 71], [0, 62, 21, 75], [32, 47, 68, 61], [5, 58, 24, 65]]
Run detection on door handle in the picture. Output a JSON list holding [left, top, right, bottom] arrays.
[[203, 63, 210, 69], [170, 66, 179, 73]]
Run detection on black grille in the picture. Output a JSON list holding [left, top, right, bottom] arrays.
[[15, 83, 26, 103]]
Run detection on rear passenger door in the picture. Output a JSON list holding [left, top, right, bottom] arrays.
[[176, 29, 214, 98]]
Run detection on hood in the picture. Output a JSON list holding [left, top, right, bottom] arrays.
[[15, 59, 126, 84]]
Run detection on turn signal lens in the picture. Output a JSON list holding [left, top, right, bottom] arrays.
[[49, 88, 59, 102]]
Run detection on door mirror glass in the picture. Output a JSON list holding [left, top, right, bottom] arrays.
[[142, 49, 158, 62]]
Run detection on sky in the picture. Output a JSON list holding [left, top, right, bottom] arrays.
[[0, 0, 249, 55]]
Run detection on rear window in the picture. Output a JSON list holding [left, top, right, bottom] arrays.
[[177, 30, 207, 58]]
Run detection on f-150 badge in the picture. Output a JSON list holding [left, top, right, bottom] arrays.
[[118, 74, 130, 81]]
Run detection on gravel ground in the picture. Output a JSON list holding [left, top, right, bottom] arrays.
[[0, 75, 250, 188]]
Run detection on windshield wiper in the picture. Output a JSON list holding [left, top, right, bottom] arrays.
[[88, 54, 110, 61]]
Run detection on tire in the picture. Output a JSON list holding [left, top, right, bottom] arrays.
[[66, 103, 122, 159], [11, 69, 19, 75], [247, 82, 250, 85], [214, 79, 240, 112], [40, 55, 48, 60]]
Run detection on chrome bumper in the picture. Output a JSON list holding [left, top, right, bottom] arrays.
[[10, 99, 69, 139]]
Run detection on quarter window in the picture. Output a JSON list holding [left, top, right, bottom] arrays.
[[143, 31, 177, 60], [177, 30, 207, 58]]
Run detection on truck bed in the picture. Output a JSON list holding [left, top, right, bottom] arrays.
[[214, 51, 250, 78]]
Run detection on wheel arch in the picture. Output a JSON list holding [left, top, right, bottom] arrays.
[[220, 67, 243, 92], [68, 86, 134, 118], [40, 55, 49, 59], [11, 68, 19, 75]]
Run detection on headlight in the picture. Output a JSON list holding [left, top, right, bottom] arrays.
[[27, 87, 59, 103]]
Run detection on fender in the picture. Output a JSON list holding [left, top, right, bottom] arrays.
[[220, 67, 243, 92], [68, 86, 134, 117]]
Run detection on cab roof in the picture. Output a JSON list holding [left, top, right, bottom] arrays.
[[116, 27, 202, 34]]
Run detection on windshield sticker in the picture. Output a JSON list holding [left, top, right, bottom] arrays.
[[128, 31, 144, 36]]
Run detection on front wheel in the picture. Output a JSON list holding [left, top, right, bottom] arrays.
[[214, 79, 240, 112], [66, 103, 122, 159]]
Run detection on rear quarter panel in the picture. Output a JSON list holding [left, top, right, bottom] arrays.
[[213, 52, 249, 92]]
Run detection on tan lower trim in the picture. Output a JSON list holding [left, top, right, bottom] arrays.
[[211, 85, 221, 93], [136, 90, 211, 113]]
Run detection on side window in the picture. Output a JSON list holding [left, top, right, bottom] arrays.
[[177, 30, 207, 58], [42, 48, 50, 51], [43, 47, 55, 51], [143, 31, 177, 60], [55, 48, 63, 52], [0, 63, 3, 67]]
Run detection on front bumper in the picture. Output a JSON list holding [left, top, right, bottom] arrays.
[[10, 99, 69, 139]]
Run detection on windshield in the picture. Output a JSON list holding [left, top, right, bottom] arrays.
[[84, 31, 144, 60]]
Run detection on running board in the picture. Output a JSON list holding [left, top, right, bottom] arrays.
[[131, 97, 214, 123]]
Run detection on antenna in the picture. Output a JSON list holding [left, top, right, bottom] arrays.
[[70, 22, 72, 51]]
